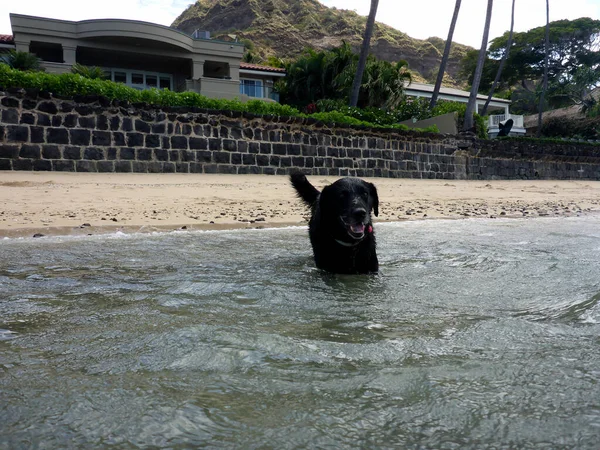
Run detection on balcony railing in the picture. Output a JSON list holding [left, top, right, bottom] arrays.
[[488, 113, 524, 129], [239, 85, 280, 102]]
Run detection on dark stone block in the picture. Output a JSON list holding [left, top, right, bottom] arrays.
[[203, 164, 217, 174], [171, 136, 188, 149], [214, 151, 230, 164], [231, 153, 242, 165], [169, 150, 180, 162], [115, 161, 132, 173], [217, 164, 237, 174], [189, 137, 207, 150], [145, 134, 160, 148], [132, 162, 148, 173], [37, 101, 58, 115], [154, 149, 168, 161], [287, 144, 301, 156], [189, 162, 203, 173], [272, 143, 287, 155], [180, 150, 193, 162], [113, 132, 125, 146], [135, 119, 151, 133], [7, 125, 29, 142], [256, 155, 270, 166], [20, 112, 35, 125], [110, 116, 121, 131], [151, 123, 165, 134], [0, 144, 19, 158], [42, 145, 61, 159], [51, 116, 62, 127], [222, 139, 237, 152], [263, 167, 276, 175], [97, 161, 114, 172], [162, 162, 176, 173], [243, 128, 254, 139], [137, 148, 152, 161], [280, 157, 292, 167], [292, 156, 305, 167], [126, 132, 144, 147], [63, 114, 78, 128], [208, 138, 221, 151], [70, 129, 91, 146], [92, 131, 111, 146], [63, 146, 82, 160], [53, 160, 75, 171], [59, 101, 75, 113], [107, 148, 117, 160], [1, 97, 19, 108], [196, 151, 212, 163], [248, 142, 260, 154], [33, 159, 52, 171], [162, 136, 171, 150], [78, 116, 96, 129], [147, 162, 162, 173], [121, 117, 133, 132], [176, 162, 190, 173], [243, 154, 256, 165], [97, 115, 109, 131], [29, 126, 43, 144], [22, 98, 37, 110], [13, 159, 33, 170], [75, 105, 94, 116], [120, 148, 135, 160], [84, 147, 104, 160], [269, 155, 281, 166], [19, 144, 40, 159], [0, 159, 12, 170]]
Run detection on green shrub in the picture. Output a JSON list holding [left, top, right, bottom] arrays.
[[71, 63, 107, 80], [0, 50, 44, 72], [541, 116, 600, 140]]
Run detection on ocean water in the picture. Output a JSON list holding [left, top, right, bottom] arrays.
[[1, 217, 600, 449]]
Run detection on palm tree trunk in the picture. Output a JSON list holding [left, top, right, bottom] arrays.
[[430, 0, 462, 109], [349, 0, 379, 107], [463, 0, 494, 132], [481, 0, 515, 116], [536, 0, 550, 137]]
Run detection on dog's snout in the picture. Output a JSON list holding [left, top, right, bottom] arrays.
[[352, 208, 367, 222]]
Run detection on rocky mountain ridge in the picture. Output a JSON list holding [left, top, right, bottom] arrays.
[[172, 0, 472, 86]]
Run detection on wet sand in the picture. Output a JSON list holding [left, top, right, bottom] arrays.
[[1, 171, 600, 238]]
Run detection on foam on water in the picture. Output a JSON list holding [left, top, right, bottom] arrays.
[[1, 216, 600, 448]]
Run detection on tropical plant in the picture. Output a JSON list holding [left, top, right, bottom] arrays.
[[71, 63, 107, 80], [349, 0, 379, 107], [430, 0, 462, 109], [0, 50, 44, 72], [481, 0, 515, 115], [537, 0, 550, 137], [464, 0, 494, 131]]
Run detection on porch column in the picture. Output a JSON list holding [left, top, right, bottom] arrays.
[[62, 45, 77, 66], [192, 59, 204, 79], [229, 63, 240, 82], [14, 39, 30, 53]]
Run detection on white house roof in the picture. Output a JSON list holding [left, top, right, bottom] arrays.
[[404, 82, 510, 104]]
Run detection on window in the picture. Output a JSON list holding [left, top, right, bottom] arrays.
[[108, 69, 173, 90], [240, 79, 263, 98]]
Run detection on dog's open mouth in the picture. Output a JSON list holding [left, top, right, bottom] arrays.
[[347, 222, 366, 239]]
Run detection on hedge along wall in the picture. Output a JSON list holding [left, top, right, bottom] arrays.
[[1, 89, 600, 180]]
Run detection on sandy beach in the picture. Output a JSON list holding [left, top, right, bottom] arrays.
[[1, 171, 600, 238]]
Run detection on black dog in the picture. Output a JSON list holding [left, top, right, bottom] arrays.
[[290, 173, 379, 274]]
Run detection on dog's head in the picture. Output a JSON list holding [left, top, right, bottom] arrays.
[[319, 177, 379, 243]]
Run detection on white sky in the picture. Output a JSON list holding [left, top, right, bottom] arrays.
[[1, 0, 599, 48]]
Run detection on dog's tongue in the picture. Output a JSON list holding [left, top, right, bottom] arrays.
[[350, 223, 365, 234]]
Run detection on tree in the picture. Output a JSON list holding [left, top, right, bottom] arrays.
[[71, 63, 107, 80], [0, 50, 44, 72], [481, 0, 515, 116], [430, 0, 462, 109], [464, 0, 494, 132], [537, 0, 550, 137], [349, 0, 379, 107]]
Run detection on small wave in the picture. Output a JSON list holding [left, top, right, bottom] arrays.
[[514, 292, 600, 323]]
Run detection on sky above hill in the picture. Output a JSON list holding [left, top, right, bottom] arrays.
[[1, 0, 598, 48]]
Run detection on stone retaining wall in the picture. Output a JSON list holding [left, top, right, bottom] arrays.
[[1, 90, 600, 180]]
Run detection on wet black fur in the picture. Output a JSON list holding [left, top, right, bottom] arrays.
[[290, 172, 379, 274]]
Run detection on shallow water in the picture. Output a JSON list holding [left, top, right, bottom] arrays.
[[1, 217, 600, 448]]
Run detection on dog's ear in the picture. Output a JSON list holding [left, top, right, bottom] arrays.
[[368, 182, 379, 217]]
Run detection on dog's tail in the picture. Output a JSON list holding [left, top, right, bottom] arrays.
[[290, 172, 320, 207]]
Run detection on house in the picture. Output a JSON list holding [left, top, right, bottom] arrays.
[[3, 14, 285, 102], [404, 82, 525, 137]]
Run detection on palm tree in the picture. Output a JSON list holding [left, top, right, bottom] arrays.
[[463, 0, 494, 132], [349, 0, 379, 107], [536, 0, 550, 137], [430, 0, 462, 109], [481, 0, 516, 116], [1, 50, 44, 72]]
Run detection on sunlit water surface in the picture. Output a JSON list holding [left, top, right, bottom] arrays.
[[1, 217, 600, 448]]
